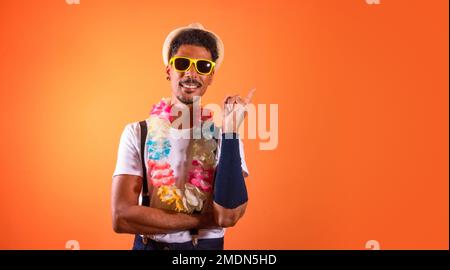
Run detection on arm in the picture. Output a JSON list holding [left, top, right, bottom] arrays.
[[213, 133, 249, 227], [111, 174, 215, 235], [212, 89, 255, 227]]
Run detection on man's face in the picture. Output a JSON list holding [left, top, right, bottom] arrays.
[[166, 44, 215, 104]]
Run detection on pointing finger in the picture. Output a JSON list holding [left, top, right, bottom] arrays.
[[244, 88, 256, 104]]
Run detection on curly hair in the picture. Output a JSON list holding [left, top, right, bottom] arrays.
[[168, 29, 218, 61]]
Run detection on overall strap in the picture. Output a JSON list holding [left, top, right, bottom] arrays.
[[139, 120, 150, 207]]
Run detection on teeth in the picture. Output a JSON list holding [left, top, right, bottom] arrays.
[[181, 83, 199, 89]]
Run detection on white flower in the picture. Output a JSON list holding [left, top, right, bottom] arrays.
[[183, 183, 207, 213]]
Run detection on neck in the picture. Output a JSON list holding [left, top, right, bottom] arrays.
[[170, 95, 196, 129], [172, 96, 194, 111]]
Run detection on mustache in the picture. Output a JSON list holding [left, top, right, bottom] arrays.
[[179, 78, 202, 87]]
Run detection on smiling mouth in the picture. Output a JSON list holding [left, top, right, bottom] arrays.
[[179, 81, 202, 91]]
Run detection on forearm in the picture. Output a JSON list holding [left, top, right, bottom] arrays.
[[213, 133, 248, 227], [113, 205, 212, 235]]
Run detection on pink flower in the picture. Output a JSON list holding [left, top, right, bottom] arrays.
[[150, 99, 172, 121], [148, 160, 175, 187], [189, 160, 214, 192]]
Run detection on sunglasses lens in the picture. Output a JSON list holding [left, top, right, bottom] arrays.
[[174, 58, 191, 71], [196, 60, 213, 74]]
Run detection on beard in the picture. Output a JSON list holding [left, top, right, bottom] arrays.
[[176, 87, 204, 105], [176, 94, 194, 104]]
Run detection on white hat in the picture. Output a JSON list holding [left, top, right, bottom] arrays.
[[162, 23, 225, 70]]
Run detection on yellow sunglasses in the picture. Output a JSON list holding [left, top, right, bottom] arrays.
[[169, 56, 216, 75]]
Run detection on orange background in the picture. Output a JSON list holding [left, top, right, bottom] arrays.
[[0, 0, 448, 250]]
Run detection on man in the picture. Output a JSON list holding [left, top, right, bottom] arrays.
[[111, 23, 253, 250]]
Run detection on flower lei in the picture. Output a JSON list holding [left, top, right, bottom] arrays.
[[146, 98, 217, 214]]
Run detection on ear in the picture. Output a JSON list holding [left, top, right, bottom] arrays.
[[165, 65, 171, 78]]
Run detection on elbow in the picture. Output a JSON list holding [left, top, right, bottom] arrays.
[[213, 202, 247, 228], [112, 208, 127, 234], [112, 220, 123, 234], [215, 215, 239, 228], [215, 210, 245, 228]]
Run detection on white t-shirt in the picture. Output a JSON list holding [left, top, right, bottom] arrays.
[[113, 119, 249, 243]]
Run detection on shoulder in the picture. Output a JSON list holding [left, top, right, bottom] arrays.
[[121, 121, 143, 138], [118, 120, 147, 149], [125, 121, 142, 132]]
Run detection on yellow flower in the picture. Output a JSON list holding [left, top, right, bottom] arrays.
[[157, 185, 186, 212]]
